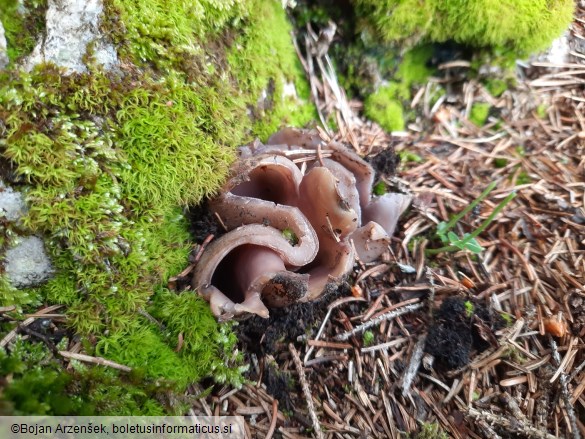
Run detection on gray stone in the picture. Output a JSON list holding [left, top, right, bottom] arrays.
[[0, 18, 8, 69], [25, 0, 118, 73], [0, 182, 27, 222], [5, 236, 54, 288], [540, 32, 571, 65]]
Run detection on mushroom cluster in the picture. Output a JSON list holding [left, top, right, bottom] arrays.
[[192, 128, 411, 320]]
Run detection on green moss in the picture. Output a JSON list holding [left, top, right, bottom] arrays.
[[364, 84, 405, 131], [150, 291, 247, 387], [493, 158, 508, 168], [362, 330, 375, 346], [500, 312, 514, 326], [0, 0, 47, 62], [355, 0, 574, 55], [106, 0, 248, 72], [398, 151, 423, 164], [484, 78, 508, 97], [414, 422, 449, 439], [396, 45, 434, 85], [469, 102, 490, 126], [536, 104, 548, 119], [464, 300, 474, 317], [116, 75, 239, 212], [0, 0, 315, 415], [360, 44, 433, 132], [227, 0, 316, 139], [0, 274, 40, 308], [282, 228, 299, 246], [0, 338, 171, 415], [516, 170, 532, 185], [372, 181, 387, 196], [0, 339, 81, 415], [356, 0, 433, 44]]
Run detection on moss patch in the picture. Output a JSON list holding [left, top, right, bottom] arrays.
[[354, 0, 574, 55], [364, 85, 405, 132], [468, 102, 491, 126], [226, 0, 316, 138], [0, 0, 314, 414], [484, 78, 508, 97], [0, 338, 172, 415], [0, 0, 47, 63], [362, 45, 434, 132]]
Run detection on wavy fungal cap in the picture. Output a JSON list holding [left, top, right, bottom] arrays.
[[192, 128, 411, 320]]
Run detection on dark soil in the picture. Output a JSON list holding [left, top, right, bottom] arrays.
[[185, 201, 224, 244], [366, 145, 399, 181], [236, 282, 349, 355], [424, 296, 504, 370]]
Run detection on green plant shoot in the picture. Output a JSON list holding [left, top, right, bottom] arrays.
[[428, 182, 516, 255]]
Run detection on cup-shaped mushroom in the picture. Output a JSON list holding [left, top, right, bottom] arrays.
[[266, 128, 375, 209], [349, 221, 392, 263], [209, 154, 318, 269], [193, 224, 314, 319], [362, 192, 412, 238], [193, 128, 411, 320], [298, 166, 358, 300]]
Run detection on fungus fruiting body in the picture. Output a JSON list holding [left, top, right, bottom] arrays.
[[193, 128, 411, 320]]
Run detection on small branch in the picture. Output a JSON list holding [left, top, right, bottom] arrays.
[[549, 337, 582, 439], [304, 296, 365, 363], [466, 407, 557, 439], [59, 351, 132, 372], [401, 335, 427, 397], [334, 302, 423, 341], [0, 317, 35, 348], [289, 343, 323, 439]]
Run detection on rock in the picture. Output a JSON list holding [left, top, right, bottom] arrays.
[[5, 236, 54, 288], [282, 81, 298, 100], [540, 32, 571, 65], [0, 18, 8, 69], [0, 181, 27, 222], [25, 0, 118, 73], [0, 181, 53, 288]]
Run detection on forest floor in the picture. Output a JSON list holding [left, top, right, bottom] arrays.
[[189, 7, 585, 439]]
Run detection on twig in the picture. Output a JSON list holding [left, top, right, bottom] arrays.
[[0, 317, 35, 348], [334, 303, 423, 341], [360, 336, 408, 353], [138, 308, 165, 330], [501, 392, 529, 424], [289, 343, 323, 439], [476, 419, 503, 439], [214, 212, 227, 232], [401, 336, 427, 397], [549, 337, 582, 439], [466, 407, 557, 439], [304, 296, 365, 363], [59, 351, 132, 372]]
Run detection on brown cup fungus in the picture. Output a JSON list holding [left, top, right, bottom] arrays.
[[192, 128, 411, 320]]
